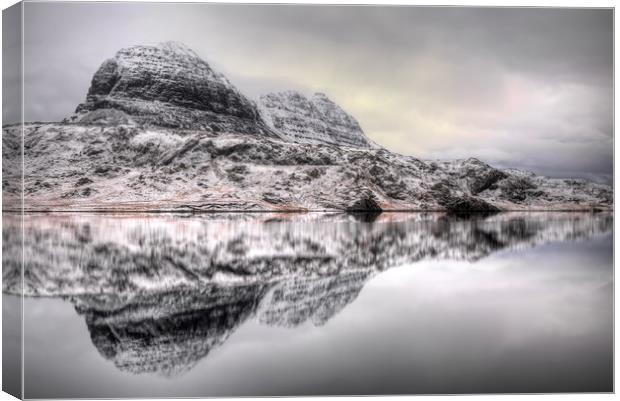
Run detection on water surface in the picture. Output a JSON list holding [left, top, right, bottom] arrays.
[[2, 212, 613, 397]]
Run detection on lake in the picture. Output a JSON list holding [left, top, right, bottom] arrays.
[[2, 212, 613, 397]]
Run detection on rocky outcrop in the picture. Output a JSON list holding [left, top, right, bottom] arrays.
[[259, 91, 372, 148], [345, 189, 383, 212], [72, 42, 274, 136]]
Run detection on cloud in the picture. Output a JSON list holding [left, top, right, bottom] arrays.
[[19, 3, 613, 183]]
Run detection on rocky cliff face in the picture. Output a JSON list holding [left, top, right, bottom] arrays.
[[1, 41, 612, 212], [72, 42, 274, 136], [258, 91, 372, 148]]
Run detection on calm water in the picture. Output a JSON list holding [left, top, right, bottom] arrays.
[[2, 212, 613, 397]]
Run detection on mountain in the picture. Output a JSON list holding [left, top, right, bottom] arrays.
[[1, 41, 612, 212], [258, 91, 372, 148]]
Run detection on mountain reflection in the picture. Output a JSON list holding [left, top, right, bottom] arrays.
[[78, 285, 269, 377], [3, 212, 613, 377]]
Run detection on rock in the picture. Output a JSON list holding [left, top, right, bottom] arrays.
[[262, 192, 286, 205], [468, 168, 508, 194], [75, 177, 93, 187], [346, 190, 382, 211], [444, 196, 501, 213], [61, 186, 96, 198], [498, 176, 537, 202]]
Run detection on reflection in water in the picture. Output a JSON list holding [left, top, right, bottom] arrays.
[[2, 212, 613, 396], [259, 271, 374, 328], [81, 285, 269, 377]]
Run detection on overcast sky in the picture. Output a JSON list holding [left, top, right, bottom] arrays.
[[12, 3, 614, 183]]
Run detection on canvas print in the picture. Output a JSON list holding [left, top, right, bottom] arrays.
[[1, 2, 614, 398]]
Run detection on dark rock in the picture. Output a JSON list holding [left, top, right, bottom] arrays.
[[226, 165, 248, 182], [61, 186, 97, 198], [349, 212, 382, 223], [75, 177, 94, 187], [469, 169, 507, 194], [444, 196, 501, 213], [346, 190, 383, 212], [499, 176, 537, 202], [94, 166, 110, 175], [262, 192, 285, 204]]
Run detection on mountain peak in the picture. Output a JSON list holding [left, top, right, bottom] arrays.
[[121, 41, 201, 59], [155, 41, 200, 57], [258, 91, 372, 148], [72, 42, 274, 136]]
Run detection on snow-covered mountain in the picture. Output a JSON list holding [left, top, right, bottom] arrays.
[[1, 41, 612, 212]]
